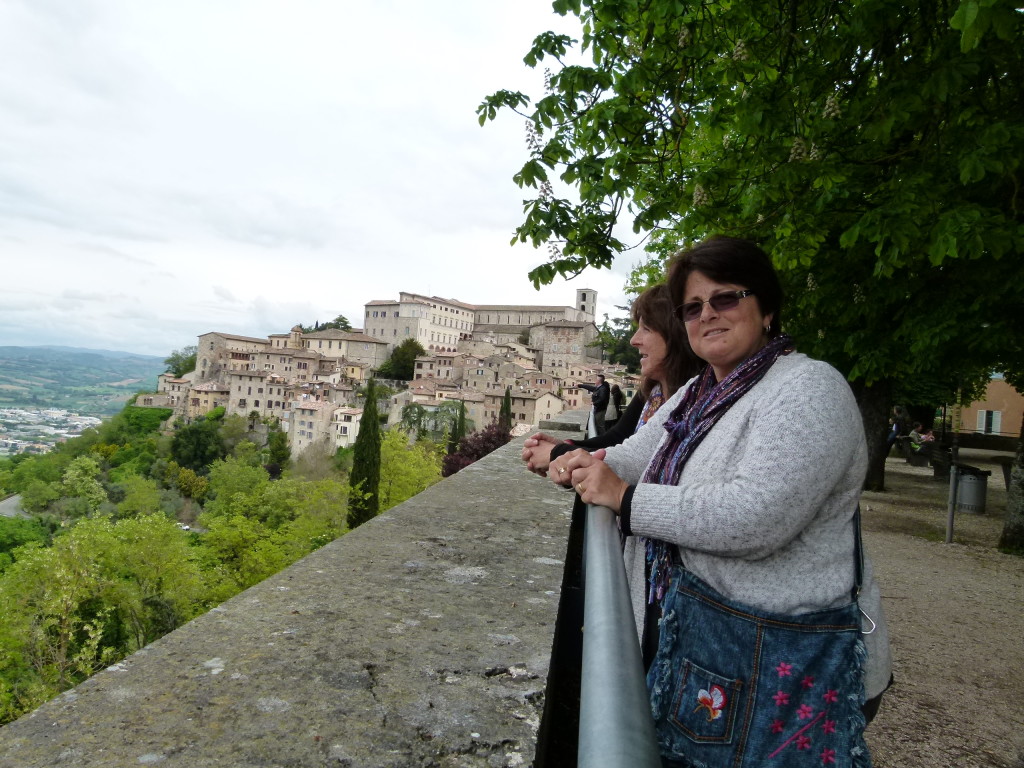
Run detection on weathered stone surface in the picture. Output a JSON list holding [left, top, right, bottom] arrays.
[[0, 438, 578, 768]]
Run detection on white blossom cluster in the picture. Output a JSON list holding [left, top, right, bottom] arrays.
[[808, 143, 823, 161], [692, 184, 708, 207], [853, 284, 865, 304], [823, 94, 842, 119], [732, 39, 749, 61], [807, 273, 818, 291], [789, 137, 807, 162], [678, 26, 691, 47], [525, 120, 542, 153]]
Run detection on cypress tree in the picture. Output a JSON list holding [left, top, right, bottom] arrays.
[[499, 387, 513, 432], [448, 400, 467, 454], [348, 378, 382, 529]]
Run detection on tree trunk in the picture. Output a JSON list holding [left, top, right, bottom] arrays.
[[852, 379, 893, 492], [998, 414, 1024, 552]]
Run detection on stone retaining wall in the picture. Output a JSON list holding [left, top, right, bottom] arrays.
[[0, 438, 580, 768]]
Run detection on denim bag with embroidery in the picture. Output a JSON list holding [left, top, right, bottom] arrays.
[[646, 567, 871, 768]]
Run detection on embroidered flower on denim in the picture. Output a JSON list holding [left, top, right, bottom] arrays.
[[822, 719, 836, 734], [771, 719, 785, 734], [823, 689, 839, 704], [775, 661, 793, 677], [773, 690, 790, 706], [801, 675, 815, 689], [797, 704, 815, 720], [821, 747, 837, 764], [695, 684, 727, 721], [796, 734, 812, 750]]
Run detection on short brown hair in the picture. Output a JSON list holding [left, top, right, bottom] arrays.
[[631, 284, 701, 398], [668, 236, 784, 337]]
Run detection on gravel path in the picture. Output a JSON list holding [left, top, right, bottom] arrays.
[[861, 454, 1024, 767]]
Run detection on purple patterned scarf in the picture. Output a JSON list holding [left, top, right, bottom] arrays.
[[645, 333, 795, 603]]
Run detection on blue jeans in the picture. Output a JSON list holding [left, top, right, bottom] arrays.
[[647, 569, 872, 768]]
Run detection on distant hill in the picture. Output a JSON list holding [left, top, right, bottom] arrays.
[[0, 346, 166, 417]]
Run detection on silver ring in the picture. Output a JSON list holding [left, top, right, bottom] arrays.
[[558, 467, 566, 474]]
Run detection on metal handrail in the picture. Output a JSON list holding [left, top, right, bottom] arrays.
[[577, 412, 661, 768]]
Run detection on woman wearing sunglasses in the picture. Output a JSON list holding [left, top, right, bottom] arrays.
[[563, 236, 891, 767], [521, 283, 698, 477]]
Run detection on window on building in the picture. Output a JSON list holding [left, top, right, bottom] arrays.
[[976, 410, 1002, 434]]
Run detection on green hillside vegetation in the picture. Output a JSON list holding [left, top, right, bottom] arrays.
[[0, 346, 165, 416], [0, 399, 446, 725]]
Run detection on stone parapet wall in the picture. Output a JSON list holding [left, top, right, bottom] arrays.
[[0, 437, 579, 767]]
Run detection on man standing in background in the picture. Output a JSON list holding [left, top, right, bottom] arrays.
[[578, 374, 611, 435]]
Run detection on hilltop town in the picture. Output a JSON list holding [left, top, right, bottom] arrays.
[[145, 289, 638, 454]]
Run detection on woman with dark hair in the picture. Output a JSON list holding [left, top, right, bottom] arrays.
[[521, 283, 698, 475], [562, 236, 891, 767]]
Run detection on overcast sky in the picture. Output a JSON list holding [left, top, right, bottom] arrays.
[[0, 0, 640, 358]]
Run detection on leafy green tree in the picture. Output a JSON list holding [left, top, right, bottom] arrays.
[[60, 456, 107, 515], [595, 310, 640, 371], [399, 403, 430, 440], [0, 517, 48, 572], [203, 456, 270, 518], [499, 387, 513, 432], [481, 0, 1024, 490], [300, 315, 352, 333], [348, 378, 382, 529], [379, 428, 442, 511], [171, 419, 226, 473], [0, 515, 205, 723], [163, 346, 197, 378], [115, 474, 162, 519], [266, 428, 291, 469], [218, 414, 249, 456], [19, 479, 60, 514], [377, 338, 427, 380]]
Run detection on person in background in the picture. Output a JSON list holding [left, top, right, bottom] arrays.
[[909, 421, 924, 445], [577, 374, 611, 434], [887, 405, 910, 455], [521, 284, 698, 477], [606, 384, 625, 430], [561, 236, 891, 765]]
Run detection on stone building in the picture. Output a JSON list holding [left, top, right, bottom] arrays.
[[529, 320, 602, 377]]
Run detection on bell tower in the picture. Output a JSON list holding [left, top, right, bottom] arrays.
[[576, 288, 596, 321]]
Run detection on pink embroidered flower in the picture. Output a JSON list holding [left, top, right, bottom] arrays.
[[797, 704, 815, 720], [801, 675, 815, 689], [821, 747, 837, 764], [823, 689, 839, 704], [695, 685, 727, 721], [773, 690, 790, 706], [770, 719, 785, 734], [776, 661, 793, 677], [797, 734, 812, 750], [822, 719, 836, 734]]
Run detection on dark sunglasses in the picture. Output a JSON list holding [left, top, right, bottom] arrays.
[[676, 290, 755, 323]]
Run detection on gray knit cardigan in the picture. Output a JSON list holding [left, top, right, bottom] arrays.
[[604, 352, 893, 700]]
